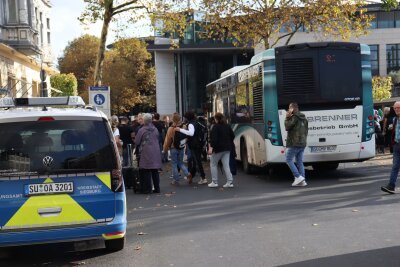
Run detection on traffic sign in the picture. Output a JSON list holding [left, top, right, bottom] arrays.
[[94, 94, 105, 105], [88, 86, 110, 117]]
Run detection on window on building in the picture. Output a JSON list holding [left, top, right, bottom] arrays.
[[47, 18, 50, 29], [387, 44, 400, 73], [369, 45, 379, 76], [7, 0, 18, 23], [35, 7, 38, 28], [369, 12, 377, 29], [20, 78, 27, 97], [32, 81, 39, 97], [395, 11, 400, 28], [40, 12, 43, 45], [8, 77, 16, 97], [47, 32, 51, 44], [378, 11, 395, 28]]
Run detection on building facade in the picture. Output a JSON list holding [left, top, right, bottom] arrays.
[[276, 4, 400, 78], [150, 5, 400, 115], [0, 0, 56, 97]]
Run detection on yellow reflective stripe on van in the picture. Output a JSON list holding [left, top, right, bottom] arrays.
[[96, 172, 111, 189], [4, 194, 95, 228], [44, 178, 53, 184]]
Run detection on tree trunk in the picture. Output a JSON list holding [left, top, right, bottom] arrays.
[[94, 3, 113, 86]]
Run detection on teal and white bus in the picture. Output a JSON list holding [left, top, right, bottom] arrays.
[[206, 42, 375, 173]]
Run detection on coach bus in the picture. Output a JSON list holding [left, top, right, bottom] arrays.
[[206, 42, 375, 173]]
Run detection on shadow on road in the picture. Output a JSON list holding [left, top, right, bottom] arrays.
[[0, 240, 112, 266], [277, 245, 400, 267]]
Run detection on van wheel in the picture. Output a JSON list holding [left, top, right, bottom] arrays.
[[105, 237, 125, 251], [312, 163, 339, 171], [241, 141, 252, 174]]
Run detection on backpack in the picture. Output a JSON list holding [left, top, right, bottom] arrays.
[[173, 128, 187, 150], [188, 121, 207, 149]]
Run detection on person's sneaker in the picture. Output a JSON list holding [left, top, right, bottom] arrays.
[[292, 176, 305, 186], [223, 182, 234, 188], [170, 181, 180, 186], [170, 174, 181, 179], [381, 185, 395, 194], [185, 173, 193, 184], [198, 178, 208, 185], [208, 181, 218, 188], [293, 180, 307, 187]]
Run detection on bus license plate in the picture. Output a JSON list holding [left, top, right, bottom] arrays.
[[25, 182, 74, 196], [310, 146, 336, 153]]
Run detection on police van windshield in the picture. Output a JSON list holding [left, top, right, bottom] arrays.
[[0, 120, 117, 176]]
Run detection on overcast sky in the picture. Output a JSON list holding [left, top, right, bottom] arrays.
[[51, 0, 151, 63]]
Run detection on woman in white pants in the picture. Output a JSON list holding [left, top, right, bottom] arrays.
[[208, 112, 235, 188]]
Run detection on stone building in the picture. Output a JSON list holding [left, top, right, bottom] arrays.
[[0, 0, 57, 97]]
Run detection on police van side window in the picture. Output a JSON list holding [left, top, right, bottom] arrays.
[[0, 121, 117, 176]]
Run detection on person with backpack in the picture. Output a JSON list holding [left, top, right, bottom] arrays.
[[285, 102, 309, 187], [176, 111, 207, 185], [163, 113, 192, 186]]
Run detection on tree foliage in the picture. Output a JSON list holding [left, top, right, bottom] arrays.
[[58, 35, 99, 95], [372, 76, 392, 102], [50, 73, 78, 96], [80, 0, 152, 86], [155, 0, 373, 49], [79, 0, 196, 86], [102, 38, 155, 114], [63, 37, 155, 114], [208, 0, 374, 48], [382, 0, 398, 11]]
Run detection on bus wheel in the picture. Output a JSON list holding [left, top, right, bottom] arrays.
[[312, 163, 339, 171], [241, 141, 252, 174]]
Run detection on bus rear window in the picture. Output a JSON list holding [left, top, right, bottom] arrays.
[[0, 120, 117, 176], [276, 47, 362, 109]]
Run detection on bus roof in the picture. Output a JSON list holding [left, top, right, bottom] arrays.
[[220, 65, 249, 78]]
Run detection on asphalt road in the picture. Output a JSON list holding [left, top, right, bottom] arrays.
[[1, 154, 400, 267]]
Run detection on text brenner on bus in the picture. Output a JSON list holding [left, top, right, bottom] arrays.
[[206, 42, 375, 173]]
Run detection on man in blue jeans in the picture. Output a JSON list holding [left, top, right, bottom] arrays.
[[381, 101, 400, 194], [285, 103, 309, 187]]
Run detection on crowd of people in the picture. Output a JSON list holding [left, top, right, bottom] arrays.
[[109, 111, 236, 194], [374, 106, 397, 154], [108, 101, 400, 195]]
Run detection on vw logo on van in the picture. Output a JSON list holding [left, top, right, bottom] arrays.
[[42, 156, 54, 167]]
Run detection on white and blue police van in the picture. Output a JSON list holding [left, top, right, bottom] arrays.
[[0, 96, 126, 251]]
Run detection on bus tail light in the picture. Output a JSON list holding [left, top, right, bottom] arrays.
[[365, 113, 374, 141], [266, 121, 279, 145]]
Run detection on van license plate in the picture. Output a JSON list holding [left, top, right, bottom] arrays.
[[310, 146, 336, 153], [25, 182, 74, 196]]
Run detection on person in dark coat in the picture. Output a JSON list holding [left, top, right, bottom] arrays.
[[118, 116, 133, 166], [207, 112, 235, 188], [135, 113, 162, 193]]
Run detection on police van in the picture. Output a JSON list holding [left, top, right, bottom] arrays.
[[0, 96, 126, 251]]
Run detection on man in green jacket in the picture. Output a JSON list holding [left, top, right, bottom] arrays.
[[285, 103, 309, 187]]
